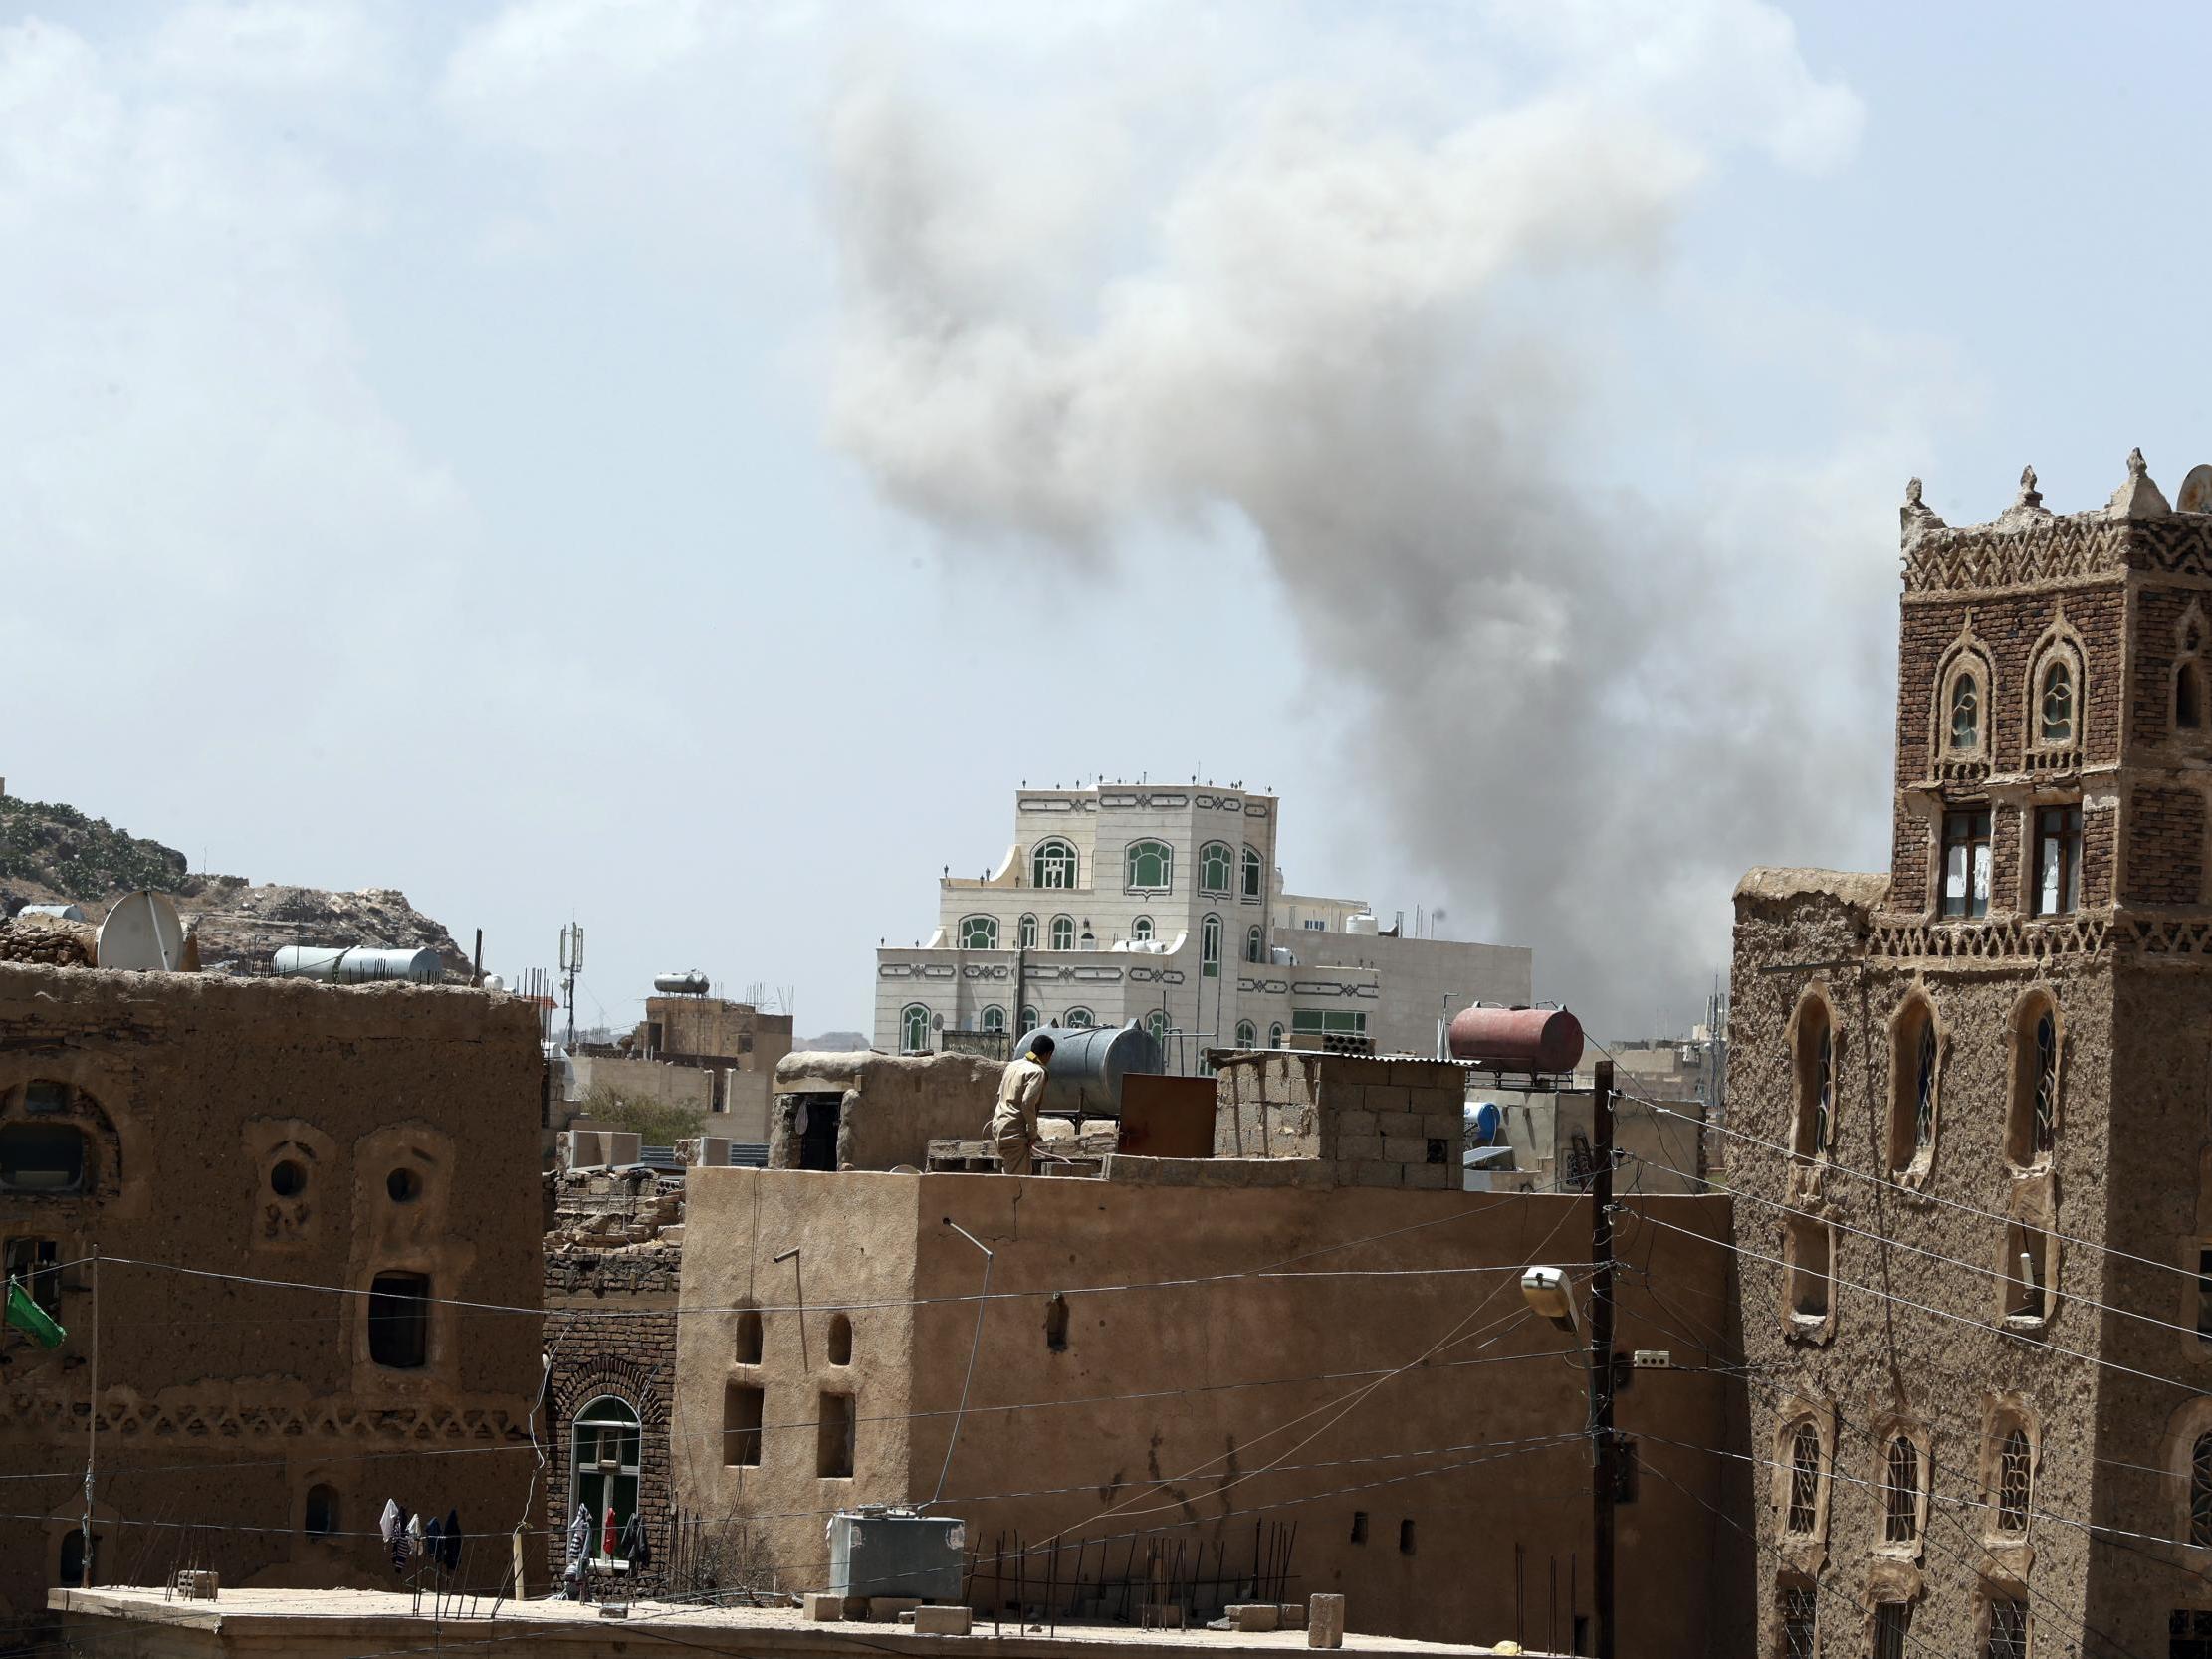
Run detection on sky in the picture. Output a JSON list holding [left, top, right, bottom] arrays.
[[5, 0, 2207, 1040]]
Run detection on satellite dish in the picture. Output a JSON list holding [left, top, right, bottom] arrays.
[[98, 890, 186, 972], [2179, 465, 2212, 514]]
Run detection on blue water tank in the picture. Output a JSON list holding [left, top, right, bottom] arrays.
[[1466, 1100, 1503, 1146]]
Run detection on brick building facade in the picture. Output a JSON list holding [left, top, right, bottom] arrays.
[[1730, 454, 2212, 1657]]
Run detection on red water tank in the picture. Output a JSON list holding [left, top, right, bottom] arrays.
[[1447, 1005, 1585, 1074]]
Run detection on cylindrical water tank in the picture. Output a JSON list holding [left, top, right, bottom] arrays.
[[1448, 1005, 1584, 1074], [1345, 913, 1380, 936], [1010, 1020, 1163, 1116], [653, 971, 710, 995], [271, 945, 442, 984]]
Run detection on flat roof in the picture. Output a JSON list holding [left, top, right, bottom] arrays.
[[54, 1587, 1547, 1656]]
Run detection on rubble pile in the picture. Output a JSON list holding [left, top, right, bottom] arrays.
[[0, 914, 95, 967]]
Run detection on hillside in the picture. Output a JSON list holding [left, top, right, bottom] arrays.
[[0, 794, 468, 973]]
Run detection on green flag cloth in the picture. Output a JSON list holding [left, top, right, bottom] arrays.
[[4, 1277, 64, 1349]]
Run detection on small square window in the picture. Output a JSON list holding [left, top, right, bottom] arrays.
[[22, 1082, 68, 1115], [4, 1238, 60, 1318]]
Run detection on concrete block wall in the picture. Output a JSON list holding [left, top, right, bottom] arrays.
[[1214, 1053, 1462, 1187]]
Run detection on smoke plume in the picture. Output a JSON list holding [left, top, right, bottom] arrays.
[[822, 7, 1876, 1032]]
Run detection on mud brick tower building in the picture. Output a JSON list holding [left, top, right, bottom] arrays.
[[1729, 452, 2212, 1658]]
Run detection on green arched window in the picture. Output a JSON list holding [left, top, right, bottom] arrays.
[[1199, 842, 1233, 896], [1031, 840, 1078, 889], [1245, 925, 1265, 964], [1147, 1011, 1168, 1045], [1242, 846, 1264, 900], [1130, 916, 1154, 942], [1017, 914, 1038, 949], [958, 915, 998, 949], [1235, 1020, 1256, 1049], [1064, 1007, 1095, 1029], [1268, 1022, 1285, 1049], [900, 1004, 931, 1054], [980, 1006, 1006, 1034], [1125, 840, 1173, 892], [1202, 915, 1222, 978], [1019, 1004, 1039, 1032], [572, 1396, 641, 1564], [1049, 915, 1075, 950]]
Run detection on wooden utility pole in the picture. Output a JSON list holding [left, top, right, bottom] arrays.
[[1590, 1059, 1617, 1659]]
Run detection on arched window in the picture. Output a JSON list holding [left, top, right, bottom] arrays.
[[1202, 915, 1222, 978], [1887, 998, 1939, 1175], [980, 1006, 1005, 1034], [571, 1396, 641, 1560], [1793, 997, 1833, 1158], [2193, 1433, 2212, 1547], [735, 1306, 763, 1364], [1996, 1427, 2031, 1535], [1882, 1436, 1920, 1545], [1949, 669, 1982, 752], [827, 1313, 852, 1366], [1269, 1023, 1285, 1049], [1124, 840, 1173, 892], [958, 915, 998, 949], [1031, 840, 1078, 890], [1242, 846, 1264, 901], [2039, 658, 2075, 744], [1018, 914, 1038, 949], [1236, 1020, 1257, 1049], [1019, 1004, 1039, 1032], [900, 1004, 931, 1055], [1049, 916, 1075, 951], [1785, 1423, 1821, 1537], [0, 1123, 88, 1193], [1146, 1010, 1168, 1046], [304, 1484, 339, 1538], [1064, 1007, 1094, 1029], [1245, 925, 1265, 964], [1130, 916, 1154, 942], [1199, 842, 1233, 896], [2007, 997, 2060, 1166]]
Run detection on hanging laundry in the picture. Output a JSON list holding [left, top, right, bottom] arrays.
[[407, 1511, 426, 1560], [601, 1504, 616, 1560], [384, 1503, 410, 1575], [424, 1516, 442, 1569], [441, 1509, 463, 1573], [618, 1510, 652, 1571], [563, 1502, 591, 1588]]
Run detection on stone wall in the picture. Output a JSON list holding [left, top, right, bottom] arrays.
[[0, 964, 544, 1617], [769, 1051, 1001, 1170], [1213, 1052, 1463, 1189]]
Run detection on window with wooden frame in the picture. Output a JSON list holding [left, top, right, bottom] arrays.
[[1881, 1435, 1922, 1545], [1777, 1581, 1817, 1659], [3, 1237, 60, 1319], [2006, 1000, 2060, 1167], [1792, 996, 1834, 1158], [1872, 1599, 1912, 1659], [2032, 804, 2083, 916], [1940, 807, 1992, 918], [1886, 997, 1939, 1176], [1983, 1595, 2028, 1659], [1994, 1426, 2032, 1536], [2193, 1434, 2212, 1548], [1784, 1423, 1821, 1536]]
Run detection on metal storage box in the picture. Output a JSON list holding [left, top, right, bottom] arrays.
[[827, 1509, 966, 1602]]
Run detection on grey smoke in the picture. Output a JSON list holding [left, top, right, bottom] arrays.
[[822, 39, 1877, 1033]]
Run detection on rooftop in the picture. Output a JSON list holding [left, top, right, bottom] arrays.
[[53, 1588, 1550, 1658]]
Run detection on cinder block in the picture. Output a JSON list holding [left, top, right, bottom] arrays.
[[1403, 1162, 1450, 1190], [1375, 1110, 1426, 1137], [1308, 1593, 1345, 1648], [1225, 1603, 1280, 1632], [1408, 1085, 1464, 1117], [1381, 1134, 1429, 1164], [1353, 1160, 1404, 1188], [913, 1606, 973, 1635], [1334, 1133, 1385, 1163], [1361, 1086, 1412, 1114], [1331, 1108, 1378, 1139], [1420, 1110, 1465, 1140], [804, 1593, 844, 1622], [869, 1597, 924, 1622], [1278, 1603, 1308, 1629]]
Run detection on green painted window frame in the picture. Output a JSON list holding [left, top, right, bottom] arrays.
[[1031, 840, 1079, 889], [1124, 840, 1173, 892], [958, 915, 998, 949], [1199, 842, 1233, 896]]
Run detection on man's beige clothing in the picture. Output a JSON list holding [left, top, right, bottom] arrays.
[[991, 1056, 1048, 1174]]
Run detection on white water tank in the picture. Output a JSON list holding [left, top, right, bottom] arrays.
[[1346, 913, 1380, 936]]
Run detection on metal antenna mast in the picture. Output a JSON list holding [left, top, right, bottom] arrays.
[[558, 923, 583, 1050]]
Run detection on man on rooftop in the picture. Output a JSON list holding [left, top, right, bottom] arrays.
[[990, 1034, 1053, 1174]]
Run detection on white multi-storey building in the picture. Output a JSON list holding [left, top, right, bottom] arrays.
[[873, 783, 1532, 1068]]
